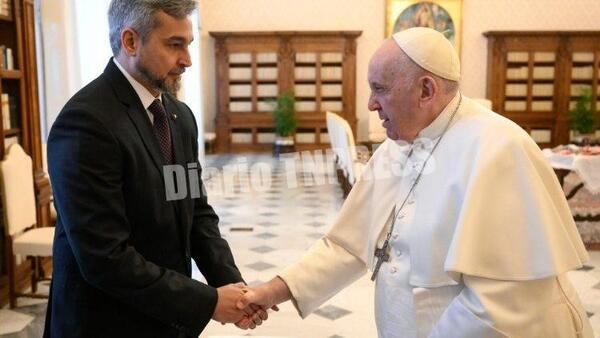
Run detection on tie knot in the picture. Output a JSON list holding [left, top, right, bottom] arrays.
[[148, 99, 166, 118]]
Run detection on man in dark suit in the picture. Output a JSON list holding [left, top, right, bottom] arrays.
[[44, 1, 264, 337]]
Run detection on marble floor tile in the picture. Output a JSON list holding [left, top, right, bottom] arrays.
[[314, 305, 352, 321], [0, 310, 34, 335]]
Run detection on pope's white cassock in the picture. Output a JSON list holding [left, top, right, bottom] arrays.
[[279, 28, 593, 338]]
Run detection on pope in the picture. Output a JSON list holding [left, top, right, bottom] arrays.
[[237, 27, 592, 338]]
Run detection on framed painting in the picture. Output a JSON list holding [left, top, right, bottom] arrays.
[[386, 0, 463, 53]]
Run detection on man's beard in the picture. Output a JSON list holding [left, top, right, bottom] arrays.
[[137, 62, 183, 96]]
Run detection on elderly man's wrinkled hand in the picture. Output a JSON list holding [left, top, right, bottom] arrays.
[[234, 285, 280, 330]]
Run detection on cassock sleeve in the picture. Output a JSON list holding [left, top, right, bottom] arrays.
[[429, 274, 590, 338], [276, 138, 411, 317], [278, 237, 367, 317]]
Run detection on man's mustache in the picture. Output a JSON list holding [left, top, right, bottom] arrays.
[[171, 68, 186, 76]]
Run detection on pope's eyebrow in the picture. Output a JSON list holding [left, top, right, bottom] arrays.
[[370, 81, 384, 89]]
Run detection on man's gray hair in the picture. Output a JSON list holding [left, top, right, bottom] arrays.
[[108, 0, 197, 56]]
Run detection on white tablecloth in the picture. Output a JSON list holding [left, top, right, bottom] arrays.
[[543, 148, 600, 194]]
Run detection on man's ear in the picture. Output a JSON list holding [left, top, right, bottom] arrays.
[[121, 28, 139, 56], [418, 75, 438, 106]]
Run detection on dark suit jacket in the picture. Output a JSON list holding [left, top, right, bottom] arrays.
[[44, 59, 243, 338]]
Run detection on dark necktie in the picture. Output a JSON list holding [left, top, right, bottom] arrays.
[[148, 99, 173, 164]]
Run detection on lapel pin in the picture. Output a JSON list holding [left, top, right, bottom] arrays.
[[171, 112, 177, 120]]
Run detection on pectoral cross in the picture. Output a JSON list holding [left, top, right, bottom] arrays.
[[370, 240, 390, 281]]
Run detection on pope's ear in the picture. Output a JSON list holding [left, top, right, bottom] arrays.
[[418, 75, 437, 103]]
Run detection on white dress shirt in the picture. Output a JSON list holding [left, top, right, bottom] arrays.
[[113, 58, 161, 125]]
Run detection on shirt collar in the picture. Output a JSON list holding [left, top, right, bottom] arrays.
[[113, 58, 161, 110], [417, 91, 461, 141]]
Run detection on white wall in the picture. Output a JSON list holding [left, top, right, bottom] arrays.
[[181, 11, 205, 160], [39, 0, 80, 140], [199, 0, 386, 142], [199, 0, 600, 142], [73, 0, 112, 86], [40, 0, 113, 139]]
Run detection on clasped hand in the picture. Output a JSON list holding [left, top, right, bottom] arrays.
[[211, 282, 279, 330]]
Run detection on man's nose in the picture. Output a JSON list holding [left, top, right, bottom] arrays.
[[368, 96, 380, 111], [180, 48, 192, 68]]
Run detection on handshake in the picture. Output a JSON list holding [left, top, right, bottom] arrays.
[[211, 277, 292, 330]]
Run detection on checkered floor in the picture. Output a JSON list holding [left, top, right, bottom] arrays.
[[198, 152, 376, 338], [2, 152, 600, 337]]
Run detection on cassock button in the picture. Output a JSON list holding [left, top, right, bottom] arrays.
[[392, 233, 399, 240], [390, 267, 398, 274], [407, 199, 415, 205], [396, 250, 402, 256], [397, 213, 405, 220]]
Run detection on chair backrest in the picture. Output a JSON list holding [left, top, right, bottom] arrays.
[[336, 113, 358, 161], [326, 111, 339, 156], [339, 115, 359, 183], [327, 111, 348, 163], [0, 144, 37, 236], [328, 112, 361, 183]]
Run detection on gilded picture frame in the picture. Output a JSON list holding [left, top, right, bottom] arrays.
[[386, 0, 463, 53]]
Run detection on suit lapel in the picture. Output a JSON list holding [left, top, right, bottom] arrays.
[[104, 59, 166, 175], [126, 106, 167, 174], [163, 95, 191, 241]]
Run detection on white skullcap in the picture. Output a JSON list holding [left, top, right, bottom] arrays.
[[392, 27, 460, 81]]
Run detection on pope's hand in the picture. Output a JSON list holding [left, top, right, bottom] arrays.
[[237, 277, 290, 313], [234, 283, 282, 330], [234, 277, 291, 329], [236, 283, 279, 311], [234, 302, 269, 330]]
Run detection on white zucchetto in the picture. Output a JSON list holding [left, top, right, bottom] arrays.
[[392, 27, 460, 81]]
